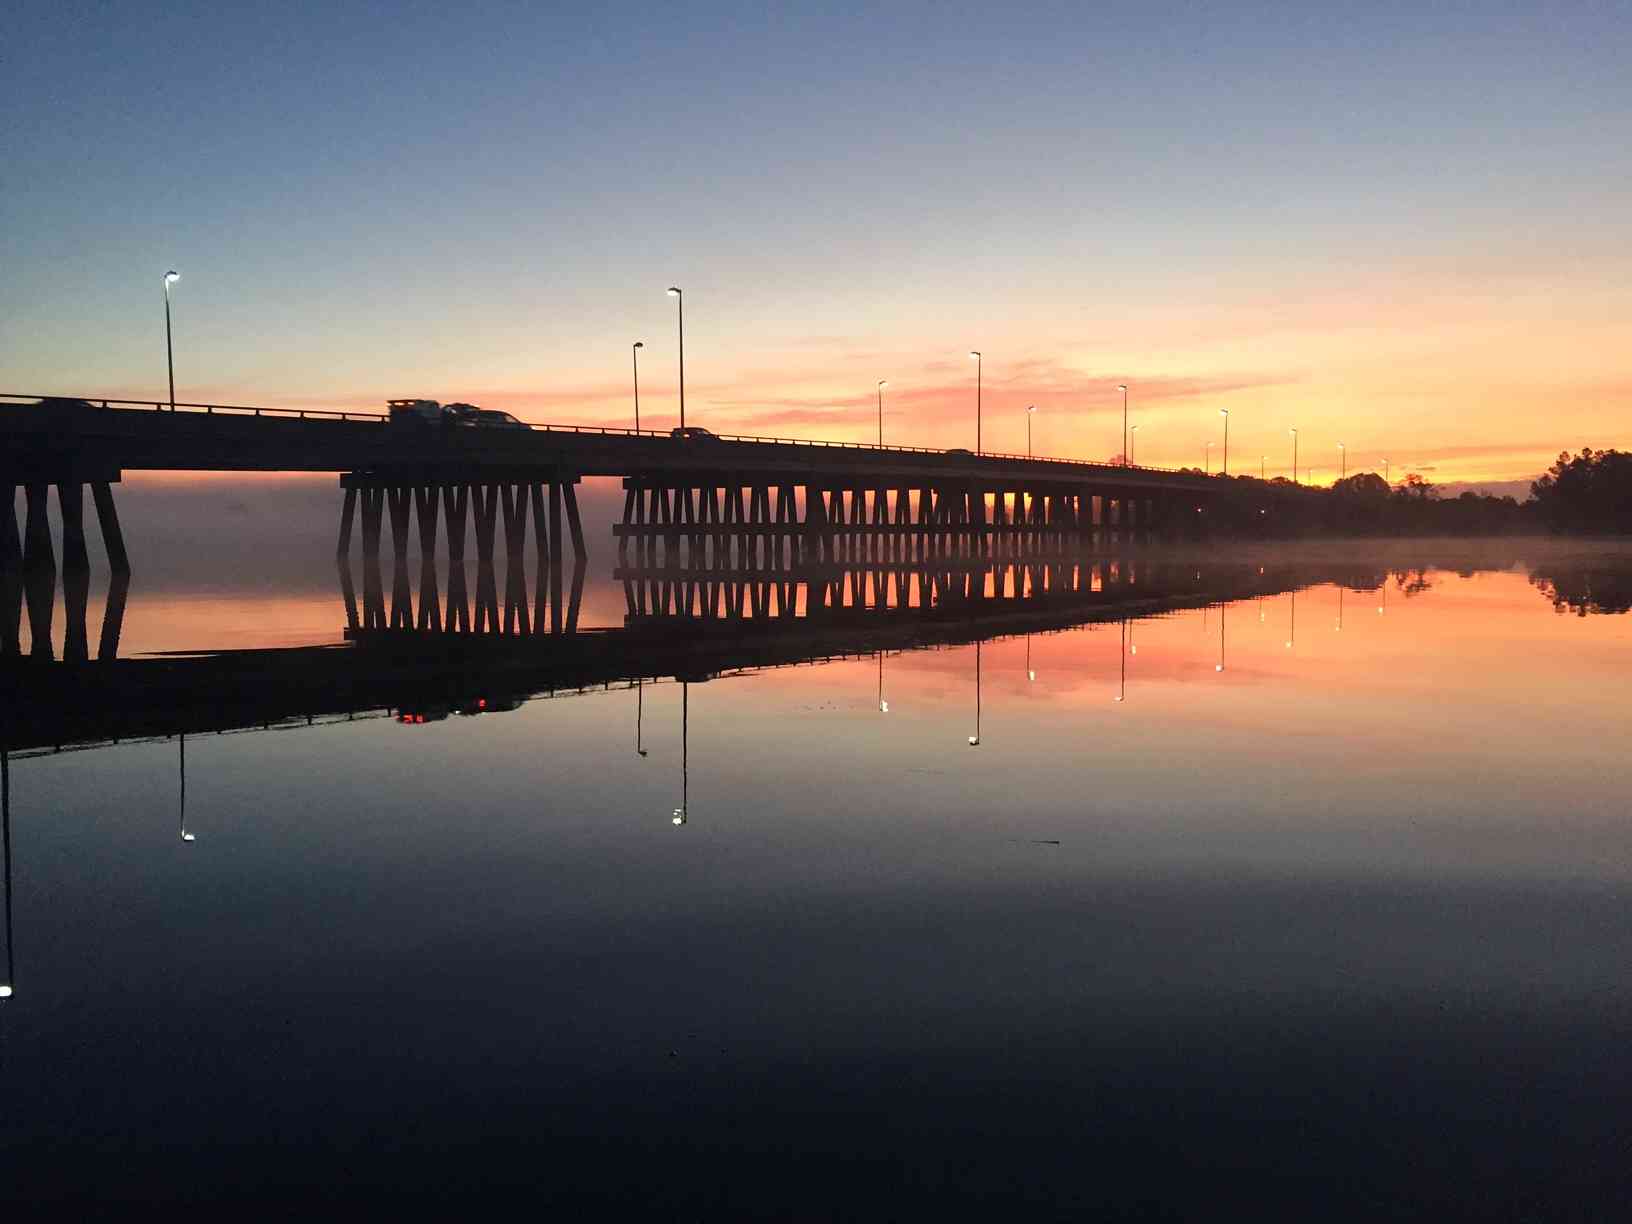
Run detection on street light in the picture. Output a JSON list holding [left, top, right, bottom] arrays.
[[1383, 457, 1391, 487], [632, 341, 644, 431], [163, 270, 180, 411], [1337, 441, 1346, 480], [1026, 404, 1035, 457], [877, 380, 888, 447], [1129, 423, 1139, 466], [1289, 427, 1299, 484], [666, 287, 684, 430], [969, 352, 982, 454], [1219, 408, 1229, 475], [1118, 384, 1129, 466]]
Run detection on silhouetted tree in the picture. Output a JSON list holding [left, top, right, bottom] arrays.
[[1531, 449, 1632, 534]]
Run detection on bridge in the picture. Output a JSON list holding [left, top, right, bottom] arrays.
[[2, 394, 1309, 661]]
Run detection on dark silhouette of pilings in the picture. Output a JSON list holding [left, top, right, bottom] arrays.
[[1, 481, 131, 663], [617, 555, 1198, 625], [338, 475, 586, 637], [615, 480, 1175, 570]]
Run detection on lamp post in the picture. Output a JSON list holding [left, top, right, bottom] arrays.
[[1289, 427, 1299, 484], [632, 341, 644, 431], [163, 270, 180, 411], [666, 287, 684, 430], [1118, 384, 1129, 466], [1337, 441, 1346, 480], [969, 352, 982, 454], [1383, 458, 1391, 488], [877, 380, 887, 447], [1026, 404, 1035, 457], [1219, 408, 1229, 475], [1129, 424, 1139, 465]]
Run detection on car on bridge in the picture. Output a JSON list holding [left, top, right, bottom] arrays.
[[457, 408, 528, 430], [388, 398, 444, 426], [670, 426, 719, 442]]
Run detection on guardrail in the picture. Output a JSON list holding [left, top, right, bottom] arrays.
[[1, 391, 1218, 479]]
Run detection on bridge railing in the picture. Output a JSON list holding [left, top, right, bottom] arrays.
[[1, 392, 1212, 478]]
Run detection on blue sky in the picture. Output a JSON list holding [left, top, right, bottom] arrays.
[[5, 1, 1630, 477]]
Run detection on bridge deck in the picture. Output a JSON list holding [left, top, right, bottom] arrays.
[[2, 395, 1234, 493]]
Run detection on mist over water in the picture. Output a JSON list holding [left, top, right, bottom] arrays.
[[3, 489, 1631, 1213]]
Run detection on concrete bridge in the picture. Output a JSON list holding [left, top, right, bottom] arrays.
[[2, 394, 1303, 661]]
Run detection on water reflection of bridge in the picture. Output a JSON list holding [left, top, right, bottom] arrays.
[[4, 560, 1331, 756]]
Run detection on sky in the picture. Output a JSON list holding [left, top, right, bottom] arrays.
[[4, 0, 1630, 484]]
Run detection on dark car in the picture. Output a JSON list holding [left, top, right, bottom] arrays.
[[456, 407, 528, 430], [946, 447, 974, 455], [670, 426, 719, 442]]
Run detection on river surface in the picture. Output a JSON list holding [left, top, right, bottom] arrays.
[[2, 539, 1630, 1215]]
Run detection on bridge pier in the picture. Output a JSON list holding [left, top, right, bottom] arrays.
[[0, 479, 128, 663], [338, 473, 586, 639]]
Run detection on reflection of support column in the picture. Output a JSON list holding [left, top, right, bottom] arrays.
[[387, 486, 413, 629], [2, 745, 13, 998], [566, 557, 586, 632], [443, 484, 469, 632], [22, 485, 55, 660], [500, 483, 530, 635], [530, 483, 553, 633], [361, 486, 385, 630], [563, 480, 586, 564], [549, 481, 564, 632], [414, 485, 442, 632], [1, 486, 21, 658], [58, 483, 91, 663], [472, 484, 500, 634]]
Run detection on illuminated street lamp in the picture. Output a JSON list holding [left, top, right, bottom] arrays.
[[1129, 423, 1139, 466], [1118, 384, 1129, 466], [877, 380, 888, 447], [1219, 408, 1230, 475], [1383, 457, 1391, 487], [969, 352, 982, 454], [666, 287, 685, 430], [631, 341, 644, 431], [1289, 427, 1299, 484], [162, 270, 180, 411], [1337, 441, 1346, 480], [1026, 404, 1035, 458]]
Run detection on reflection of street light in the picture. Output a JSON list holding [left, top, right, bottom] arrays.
[[671, 681, 689, 825], [178, 734, 195, 842], [1026, 635, 1035, 682], [1115, 619, 1127, 701], [1285, 592, 1297, 649], [968, 642, 981, 744], [2, 746, 14, 999], [635, 679, 649, 756], [1216, 602, 1226, 671], [878, 651, 889, 713]]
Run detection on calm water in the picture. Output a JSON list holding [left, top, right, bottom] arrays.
[[3, 542, 1630, 1215]]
